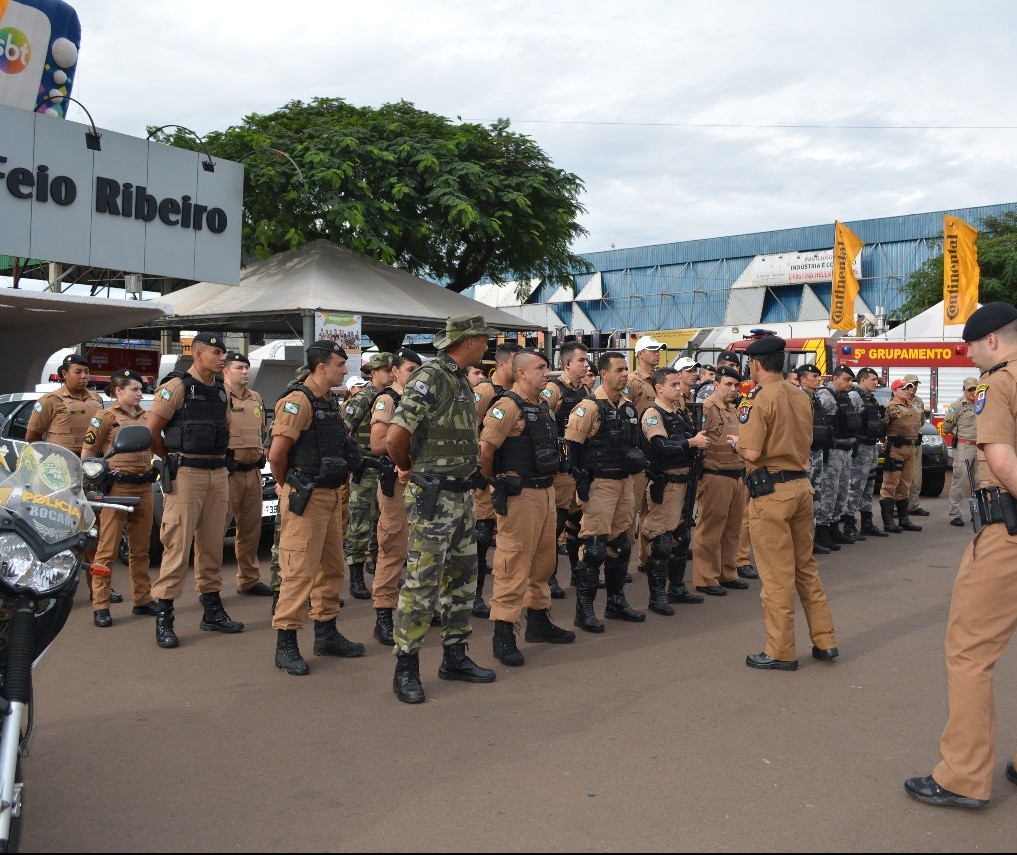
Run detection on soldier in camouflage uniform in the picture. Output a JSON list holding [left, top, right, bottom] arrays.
[[813, 366, 860, 551], [386, 314, 499, 704], [797, 364, 832, 555], [844, 368, 889, 539], [343, 352, 394, 599]]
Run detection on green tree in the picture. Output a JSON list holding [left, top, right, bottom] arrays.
[[891, 211, 1017, 322], [152, 98, 591, 294]]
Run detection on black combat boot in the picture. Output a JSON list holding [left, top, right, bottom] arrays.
[[603, 558, 646, 622], [880, 498, 903, 533], [199, 592, 245, 633], [896, 500, 923, 532], [812, 535, 831, 555], [841, 514, 865, 541], [573, 562, 605, 633], [814, 524, 841, 551], [665, 554, 704, 604], [829, 521, 854, 545], [393, 651, 425, 704], [155, 599, 178, 648], [373, 607, 394, 646], [313, 619, 366, 657], [474, 520, 494, 617], [275, 629, 309, 676], [566, 538, 581, 587], [363, 557, 376, 575], [492, 620, 524, 666], [646, 559, 674, 616], [860, 510, 889, 537], [524, 608, 576, 643], [437, 642, 496, 683], [347, 562, 371, 600], [547, 571, 566, 600]]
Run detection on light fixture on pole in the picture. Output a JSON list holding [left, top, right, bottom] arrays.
[[237, 147, 306, 187], [36, 93, 102, 150], [146, 125, 216, 172]]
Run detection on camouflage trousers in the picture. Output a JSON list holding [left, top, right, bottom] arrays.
[[393, 480, 477, 654], [346, 469, 379, 565], [816, 447, 852, 526], [846, 442, 879, 515], [809, 450, 825, 520]]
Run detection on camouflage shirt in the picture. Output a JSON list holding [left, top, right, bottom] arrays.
[[343, 384, 382, 456], [390, 352, 479, 478]]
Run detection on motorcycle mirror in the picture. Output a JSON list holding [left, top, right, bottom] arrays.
[[107, 424, 152, 457]]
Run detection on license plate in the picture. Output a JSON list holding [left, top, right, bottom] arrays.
[[262, 499, 278, 518]]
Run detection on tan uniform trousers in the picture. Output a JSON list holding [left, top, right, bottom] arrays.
[[908, 444, 924, 510], [579, 477, 634, 554], [933, 524, 1017, 800], [736, 505, 751, 566], [152, 466, 229, 600], [553, 471, 580, 511], [91, 481, 154, 610], [747, 479, 836, 661], [880, 447, 916, 501], [638, 480, 685, 564], [489, 486, 557, 622], [227, 468, 264, 591], [627, 471, 649, 545], [692, 473, 746, 588], [340, 481, 350, 535], [373, 479, 408, 609], [475, 485, 496, 522], [948, 442, 977, 519], [272, 483, 345, 631]]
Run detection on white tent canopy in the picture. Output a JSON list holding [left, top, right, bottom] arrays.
[[876, 300, 978, 340]]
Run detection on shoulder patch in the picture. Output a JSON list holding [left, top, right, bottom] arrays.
[[574, 407, 586, 418], [540, 388, 553, 399], [491, 407, 505, 420], [473, 390, 482, 403], [737, 400, 753, 424], [83, 431, 97, 446], [974, 383, 988, 415], [283, 401, 300, 415], [89, 416, 102, 428], [646, 416, 659, 426], [375, 401, 386, 410], [33, 402, 43, 412], [414, 380, 430, 396], [345, 404, 356, 415], [159, 388, 172, 400]]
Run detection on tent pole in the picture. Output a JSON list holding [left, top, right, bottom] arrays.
[[302, 310, 315, 350]]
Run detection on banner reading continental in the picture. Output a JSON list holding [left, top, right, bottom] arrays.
[[830, 221, 863, 331], [943, 216, 979, 326]]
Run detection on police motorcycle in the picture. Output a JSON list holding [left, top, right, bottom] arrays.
[[0, 424, 150, 851]]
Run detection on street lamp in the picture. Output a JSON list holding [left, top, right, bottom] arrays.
[[146, 125, 216, 172], [36, 94, 102, 150], [237, 147, 306, 187]]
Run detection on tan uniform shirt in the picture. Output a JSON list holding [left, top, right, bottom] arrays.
[[225, 384, 267, 465], [474, 378, 512, 422], [541, 377, 584, 415], [480, 394, 533, 471], [641, 399, 686, 475], [149, 366, 226, 458], [81, 403, 153, 474], [271, 376, 330, 444], [943, 397, 977, 441], [370, 388, 399, 429], [885, 399, 920, 452], [702, 396, 743, 471], [627, 368, 656, 416], [738, 377, 812, 473], [973, 354, 1017, 491], [26, 385, 104, 453], [564, 386, 632, 444]]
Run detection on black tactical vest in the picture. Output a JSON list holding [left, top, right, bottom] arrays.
[[809, 392, 834, 452], [160, 372, 230, 454], [288, 384, 349, 481], [858, 389, 887, 442], [550, 377, 588, 436], [826, 388, 861, 440], [492, 391, 561, 479], [644, 404, 695, 472], [581, 397, 641, 472]]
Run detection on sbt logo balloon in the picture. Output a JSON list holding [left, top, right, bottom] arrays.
[[0, 27, 30, 74]]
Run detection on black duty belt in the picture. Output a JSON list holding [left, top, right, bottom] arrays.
[[972, 488, 1017, 535], [771, 470, 808, 483], [178, 456, 229, 470], [112, 470, 157, 484], [704, 468, 746, 479], [887, 436, 917, 447], [590, 469, 630, 481], [520, 475, 555, 489], [658, 472, 690, 484], [234, 458, 264, 473], [437, 477, 471, 492]]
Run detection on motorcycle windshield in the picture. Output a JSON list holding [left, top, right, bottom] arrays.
[[0, 442, 95, 544]]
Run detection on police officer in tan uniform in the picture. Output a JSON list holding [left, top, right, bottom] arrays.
[[906, 302, 1017, 809], [148, 332, 241, 649], [692, 366, 750, 593], [223, 351, 272, 597], [735, 335, 838, 671], [268, 340, 366, 676], [903, 374, 931, 517], [565, 351, 647, 632], [627, 336, 666, 561], [879, 379, 922, 534], [82, 369, 158, 627], [944, 377, 979, 526], [480, 349, 575, 667]]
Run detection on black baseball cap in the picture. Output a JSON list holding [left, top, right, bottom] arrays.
[[192, 332, 226, 351], [224, 351, 250, 366], [798, 364, 822, 376]]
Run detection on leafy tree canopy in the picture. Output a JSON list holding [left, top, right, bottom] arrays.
[[151, 98, 591, 294]]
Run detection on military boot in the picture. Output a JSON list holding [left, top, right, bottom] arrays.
[[438, 642, 497, 683], [393, 651, 425, 704], [603, 559, 646, 622], [199, 592, 244, 633], [547, 571, 566, 600], [492, 620, 524, 666], [665, 554, 704, 604], [646, 559, 674, 616], [275, 629, 309, 676], [880, 498, 903, 533], [896, 500, 923, 532], [472, 559, 491, 618], [841, 514, 865, 541], [373, 607, 395, 646], [524, 607, 576, 643], [812, 535, 831, 555], [363, 557, 376, 575], [347, 562, 371, 600], [566, 538, 581, 586], [313, 619, 366, 657], [155, 599, 179, 649], [860, 510, 889, 537], [829, 521, 854, 545], [814, 524, 841, 551], [573, 562, 605, 633]]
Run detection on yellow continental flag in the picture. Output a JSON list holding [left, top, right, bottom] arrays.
[[943, 216, 979, 326], [830, 221, 863, 331]]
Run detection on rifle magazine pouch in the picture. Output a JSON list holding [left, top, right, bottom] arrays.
[[534, 447, 561, 476], [315, 456, 349, 489], [622, 447, 648, 475], [745, 468, 775, 498]]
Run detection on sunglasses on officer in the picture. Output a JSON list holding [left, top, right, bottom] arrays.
[[901, 383, 915, 390]]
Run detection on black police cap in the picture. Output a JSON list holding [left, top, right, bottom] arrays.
[[306, 339, 348, 360], [192, 331, 226, 350], [224, 351, 250, 366], [61, 353, 89, 368], [744, 336, 786, 356], [718, 351, 741, 365], [798, 363, 822, 376], [856, 367, 879, 380], [715, 365, 742, 382], [962, 302, 1017, 342], [394, 347, 423, 365], [113, 368, 143, 384]]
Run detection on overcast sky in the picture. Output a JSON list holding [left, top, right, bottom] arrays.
[[46, 0, 1017, 256]]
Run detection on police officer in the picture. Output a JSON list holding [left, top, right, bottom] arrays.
[[386, 314, 499, 704], [944, 377, 979, 526], [82, 369, 158, 627], [369, 348, 422, 645], [797, 364, 833, 555], [564, 351, 647, 633], [903, 374, 931, 517], [472, 342, 521, 617], [695, 350, 741, 403], [542, 340, 590, 591], [627, 336, 666, 566], [222, 351, 272, 597], [844, 367, 889, 539], [268, 340, 366, 676], [147, 332, 242, 649], [481, 349, 575, 666], [880, 379, 923, 533], [344, 352, 394, 600], [641, 366, 708, 612], [813, 366, 861, 550], [905, 303, 1017, 809], [735, 336, 838, 671]]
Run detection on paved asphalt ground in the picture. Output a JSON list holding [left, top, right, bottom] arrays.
[[20, 478, 1017, 852]]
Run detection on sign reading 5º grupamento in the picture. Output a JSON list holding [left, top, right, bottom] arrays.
[[0, 103, 242, 285]]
